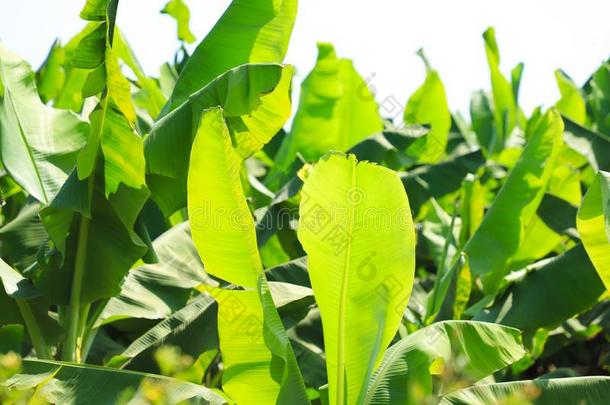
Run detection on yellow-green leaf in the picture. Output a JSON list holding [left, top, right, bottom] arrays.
[[298, 152, 415, 405], [577, 171, 610, 292]]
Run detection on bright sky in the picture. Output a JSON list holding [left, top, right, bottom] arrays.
[[2, 0, 610, 116]]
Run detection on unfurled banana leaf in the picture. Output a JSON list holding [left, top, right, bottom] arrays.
[[363, 321, 525, 405], [465, 109, 564, 292], [440, 376, 610, 405], [5, 358, 227, 405], [0, 44, 88, 204], [403, 49, 450, 163], [298, 152, 415, 405], [272, 43, 382, 180], [577, 171, 610, 292], [188, 107, 308, 404], [146, 63, 293, 216], [512, 145, 583, 265], [163, 0, 297, 113]]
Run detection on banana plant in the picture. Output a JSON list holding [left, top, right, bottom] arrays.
[[2, 0, 610, 403]]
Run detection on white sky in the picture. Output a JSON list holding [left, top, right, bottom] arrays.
[[2, 0, 610, 117]]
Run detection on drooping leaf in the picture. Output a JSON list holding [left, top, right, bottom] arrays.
[[440, 376, 610, 405], [146, 63, 293, 216], [105, 294, 218, 370], [188, 108, 265, 288], [98, 222, 212, 325], [400, 149, 485, 215], [163, 0, 297, 113], [347, 125, 431, 170], [6, 358, 227, 405], [0, 44, 88, 204], [577, 171, 610, 292], [272, 42, 383, 178], [474, 245, 605, 333], [464, 109, 564, 292], [363, 321, 525, 405], [298, 152, 415, 405]]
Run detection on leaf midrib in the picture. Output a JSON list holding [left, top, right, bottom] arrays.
[[336, 157, 357, 405]]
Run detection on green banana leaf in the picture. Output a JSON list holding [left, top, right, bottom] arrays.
[[0, 44, 88, 204], [298, 152, 415, 405], [587, 62, 610, 136], [0, 258, 62, 358], [145, 63, 293, 216], [4, 358, 227, 404], [272, 42, 383, 179], [0, 201, 47, 270], [163, 0, 297, 113], [555, 69, 587, 125], [105, 294, 218, 370], [470, 90, 496, 155], [562, 116, 610, 172], [363, 321, 526, 405], [188, 107, 308, 404], [482, 27, 520, 148], [97, 222, 212, 325], [474, 244, 605, 333], [403, 49, 451, 163], [114, 30, 167, 119], [465, 109, 564, 292], [34, 1, 151, 306], [577, 171, 610, 292], [400, 149, 485, 214], [440, 376, 610, 405]]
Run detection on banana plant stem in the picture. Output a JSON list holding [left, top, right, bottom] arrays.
[[62, 213, 91, 362], [15, 299, 51, 359]]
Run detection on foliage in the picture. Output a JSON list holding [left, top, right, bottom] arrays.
[[1, 0, 610, 404]]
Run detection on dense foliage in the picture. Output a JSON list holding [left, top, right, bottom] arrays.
[[1, 0, 610, 404]]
